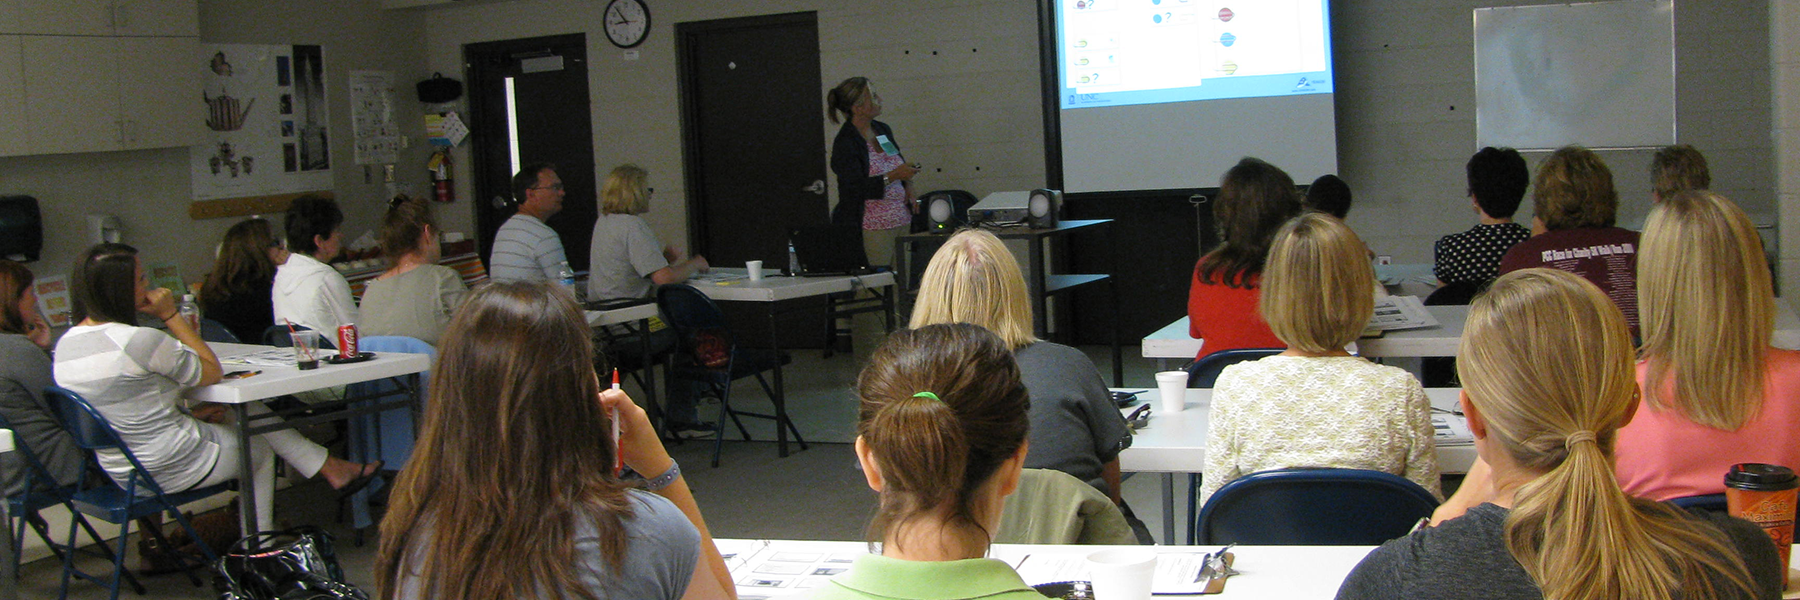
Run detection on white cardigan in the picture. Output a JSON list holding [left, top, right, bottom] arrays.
[[271, 253, 358, 338]]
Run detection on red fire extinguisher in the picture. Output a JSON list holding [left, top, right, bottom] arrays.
[[428, 149, 454, 203]]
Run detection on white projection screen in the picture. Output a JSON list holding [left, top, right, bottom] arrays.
[[1053, 0, 1339, 193], [1474, 0, 1675, 150]]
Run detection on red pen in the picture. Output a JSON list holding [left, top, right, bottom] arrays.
[[611, 369, 623, 477]]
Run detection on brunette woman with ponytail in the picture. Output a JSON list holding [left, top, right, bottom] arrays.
[[813, 323, 1049, 600], [1336, 269, 1781, 600]]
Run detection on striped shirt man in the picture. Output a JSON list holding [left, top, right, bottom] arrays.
[[488, 213, 566, 282]]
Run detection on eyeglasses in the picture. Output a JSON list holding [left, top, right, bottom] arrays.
[[531, 183, 565, 191]]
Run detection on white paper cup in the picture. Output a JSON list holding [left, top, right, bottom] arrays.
[[746, 260, 764, 281], [1155, 371, 1188, 413], [1086, 548, 1157, 600]]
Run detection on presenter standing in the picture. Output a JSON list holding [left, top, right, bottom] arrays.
[[827, 77, 919, 268]]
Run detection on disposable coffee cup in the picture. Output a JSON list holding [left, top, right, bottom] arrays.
[[746, 260, 764, 281], [1154, 371, 1188, 414], [291, 330, 322, 370], [1086, 548, 1156, 600], [1725, 463, 1797, 581]]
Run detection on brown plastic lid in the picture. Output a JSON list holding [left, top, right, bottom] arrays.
[[1725, 463, 1798, 491]]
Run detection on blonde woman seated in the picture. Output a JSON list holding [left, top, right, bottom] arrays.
[[910, 229, 1131, 503], [813, 323, 1047, 600], [1336, 269, 1782, 600], [1199, 212, 1438, 505], [377, 281, 732, 600], [359, 197, 468, 345], [1615, 191, 1800, 500]]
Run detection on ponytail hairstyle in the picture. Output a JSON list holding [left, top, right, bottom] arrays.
[[1459, 269, 1756, 600], [855, 323, 1030, 552], [376, 281, 633, 600], [1638, 190, 1772, 430], [378, 196, 436, 263], [826, 77, 873, 125]]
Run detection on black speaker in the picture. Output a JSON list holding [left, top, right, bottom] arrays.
[[919, 189, 978, 233], [1027, 188, 1062, 229]]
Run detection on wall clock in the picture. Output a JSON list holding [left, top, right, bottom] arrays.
[[605, 0, 650, 49]]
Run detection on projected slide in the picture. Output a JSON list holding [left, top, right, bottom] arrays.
[[1058, 0, 1332, 109]]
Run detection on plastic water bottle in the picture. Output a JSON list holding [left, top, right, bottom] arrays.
[[787, 239, 801, 275], [556, 261, 581, 301], [177, 293, 201, 331]]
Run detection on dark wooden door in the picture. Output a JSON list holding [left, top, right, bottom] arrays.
[[678, 12, 828, 266], [465, 34, 597, 270]]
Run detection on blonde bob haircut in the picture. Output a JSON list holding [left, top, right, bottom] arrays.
[[600, 164, 650, 215], [1459, 269, 1756, 600], [1639, 190, 1773, 430], [1533, 146, 1618, 231], [907, 228, 1040, 350], [1259, 212, 1374, 353]]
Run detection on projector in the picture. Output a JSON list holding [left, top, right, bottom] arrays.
[[967, 191, 1033, 226]]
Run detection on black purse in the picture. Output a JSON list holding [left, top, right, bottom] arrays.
[[214, 526, 368, 600]]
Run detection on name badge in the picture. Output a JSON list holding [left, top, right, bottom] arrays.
[[875, 134, 900, 156]]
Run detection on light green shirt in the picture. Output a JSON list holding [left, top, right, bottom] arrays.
[[808, 554, 1050, 600], [358, 264, 468, 346]]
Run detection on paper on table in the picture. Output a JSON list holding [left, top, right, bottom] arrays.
[[1014, 553, 1212, 595], [1433, 415, 1474, 446], [220, 347, 309, 367], [1368, 295, 1438, 331]]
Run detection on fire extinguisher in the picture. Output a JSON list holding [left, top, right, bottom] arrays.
[[428, 148, 454, 203]]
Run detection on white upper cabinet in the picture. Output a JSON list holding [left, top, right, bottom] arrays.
[[5, 0, 197, 36]]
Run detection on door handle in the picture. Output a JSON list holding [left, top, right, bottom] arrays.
[[492, 195, 511, 209], [802, 180, 826, 195]]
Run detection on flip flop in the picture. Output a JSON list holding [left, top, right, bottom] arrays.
[[335, 460, 385, 499]]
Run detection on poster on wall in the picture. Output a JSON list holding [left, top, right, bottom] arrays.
[[349, 70, 400, 165], [191, 43, 334, 201]]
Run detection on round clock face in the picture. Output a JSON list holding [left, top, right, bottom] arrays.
[[605, 0, 650, 48]]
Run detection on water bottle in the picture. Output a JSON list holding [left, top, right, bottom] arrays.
[[556, 261, 581, 301], [787, 239, 801, 275], [177, 293, 201, 331]]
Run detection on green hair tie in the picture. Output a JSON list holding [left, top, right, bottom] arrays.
[[912, 391, 941, 402]]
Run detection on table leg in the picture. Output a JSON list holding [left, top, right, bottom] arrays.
[[1161, 472, 1175, 545], [234, 403, 260, 543], [638, 317, 663, 437], [767, 305, 789, 457]]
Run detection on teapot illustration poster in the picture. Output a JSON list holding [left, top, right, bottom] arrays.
[[191, 44, 334, 202]]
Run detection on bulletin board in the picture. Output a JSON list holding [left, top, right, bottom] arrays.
[[190, 44, 335, 202]]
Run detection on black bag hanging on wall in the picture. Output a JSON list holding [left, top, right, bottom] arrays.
[[415, 73, 463, 104], [214, 527, 368, 600]]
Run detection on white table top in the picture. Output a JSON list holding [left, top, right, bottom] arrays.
[[586, 301, 659, 327], [1146, 301, 1800, 360], [687, 268, 895, 302], [1116, 388, 1476, 475], [184, 343, 432, 404], [719, 538, 1374, 598]]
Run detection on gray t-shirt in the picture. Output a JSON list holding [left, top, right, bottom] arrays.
[[395, 489, 700, 600], [1336, 503, 1784, 600], [490, 214, 567, 282], [53, 323, 214, 493], [1015, 342, 1131, 493], [360, 264, 469, 346], [588, 213, 668, 301], [0, 333, 84, 496]]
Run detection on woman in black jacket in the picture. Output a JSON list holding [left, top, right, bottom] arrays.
[[827, 77, 919, 268]]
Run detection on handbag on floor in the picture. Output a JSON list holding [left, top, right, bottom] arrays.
[[214, 526, 367, 600]]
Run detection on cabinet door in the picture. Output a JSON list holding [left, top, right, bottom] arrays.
[[14, 0, 113, 35], [115, 0, 197, 37], [23, 36, 121, 154], [0, 36, 23, 156], [118, 36, 200, 150]]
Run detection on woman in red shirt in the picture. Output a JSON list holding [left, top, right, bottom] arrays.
[[1188, 157, 1303, 360]]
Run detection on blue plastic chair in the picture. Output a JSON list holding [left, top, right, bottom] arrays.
[[656, 284, 804, 467], [198, 318, 240, 344], [0, 402, 145, 599], [1180, 347, 1282, 543], [45, 386, 232, 599], [342, 336, 433, 534], [1194, 467, 1439, 545], [1669, 493, 1728, 513]]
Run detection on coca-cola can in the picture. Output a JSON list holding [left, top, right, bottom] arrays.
[[338, 324, 359, 358]]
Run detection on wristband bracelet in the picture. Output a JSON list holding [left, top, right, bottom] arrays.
[[644, 460, 681, 491]]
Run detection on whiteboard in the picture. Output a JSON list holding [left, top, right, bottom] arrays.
[[1474, 0, 1674, 150]]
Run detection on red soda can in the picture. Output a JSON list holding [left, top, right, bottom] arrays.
[[337, 323, 359, 358]]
